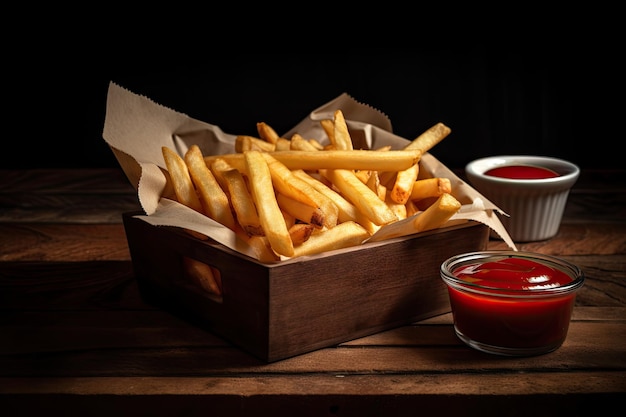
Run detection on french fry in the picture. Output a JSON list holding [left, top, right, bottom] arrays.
[[221, 168, 264, 236], [413, 193, 461, 233], [332, 109, 353, 151], [274, 138, 292, 151], [409, 177, 452, 201], [208, 157, 234, 195], [281, 208, 296, 229], [245, 150, 294, 257], [261, 152, 320, 209], [386, 195, 407, 220], [290, 133, 320, 151], [365, 170, 386, 201], [205, 149, 421, 172], [390, 163, 420, 204], [272, 149, 421, 171], [161, 146, 204, 213], [183, 256, 222, 296], [184, 145, 237, 231], [405, 198, 420, 218], [245, 235, 280, 263], [236, 135, 276, 152], [256, 121, 282, 144], [288, 223, 315, 246], [322, 168, 398, 226], [354, 170, 371, 184], [276, 192, 325, 228], [263, 153, 339, 229], [320, 118, 335, 145], [308, 138, 325, 150], [293, 169, 379, 235], [404, 122, 451, 153], [291, 221, 370, 258]]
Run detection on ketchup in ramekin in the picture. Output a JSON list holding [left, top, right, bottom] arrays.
[[484, 164, 560, 180], [440, 251, 584, 356]]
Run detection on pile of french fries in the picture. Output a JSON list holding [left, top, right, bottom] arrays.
[[162, 110, 460, 294]]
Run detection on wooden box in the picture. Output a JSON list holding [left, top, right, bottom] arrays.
[[123, 212, 489, 362]]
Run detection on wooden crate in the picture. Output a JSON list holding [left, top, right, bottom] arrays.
[[123, 212, 489, 362]]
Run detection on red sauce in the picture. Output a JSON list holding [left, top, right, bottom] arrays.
[[453, 257, 572, 291], [484, 165, 560, 179], [448, 257, 576, 350]]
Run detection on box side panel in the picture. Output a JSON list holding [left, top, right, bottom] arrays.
[[124, 212, 489, 362], [266, 223, 489, 361], [122, 212, 271, 360]]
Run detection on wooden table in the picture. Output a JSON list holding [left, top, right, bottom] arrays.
[[1, 168, 625, 416]]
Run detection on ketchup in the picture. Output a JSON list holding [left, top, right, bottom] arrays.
[[484, 165, 559, 179], [447, 257, 577, 352], [452, 257, 572, 291]]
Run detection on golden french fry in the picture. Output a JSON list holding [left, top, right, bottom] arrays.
[[161, 146, 204, 213], [390, 163, 420, 204], [405, 199, 420, 218], [386, 196, 407, 220], [404, 122, 451, 153], [320, 118, 335, 144], [281, 208, 296, 229], [221, 168, 264, 236], [316, 194, 339, 229], [354, 170, 371, 184], [293, 170, 355, 220], [413, 193, 461, 233], [293, 170, 379, 234], [274, 138, 291, 151], [332, 109, 353, 151], [205, 149, 421, 172], [276, 192, 325, 228], [184, 145, 237, 231], [236, 135, 276, 153], [322, 168, 398, 226], [208, 157, 233, 194], [290, 133, 320, 151], [263, 153, 339, 228], [288, 223, 315, 246], [183, 256, 222, 296], [409, 177, 452, 201], [308, 138, 325, 150], [245, 235, 280, 263], [256, 121, 282, 144], [292, 221, 370, 258], [245, 150, 294, 257], [365, 170, 386, 201], [261, 152, 320, 209]]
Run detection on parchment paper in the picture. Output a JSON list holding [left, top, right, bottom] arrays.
[[103, 82, 516, 261]]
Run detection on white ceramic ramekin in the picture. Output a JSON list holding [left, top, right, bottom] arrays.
[[465, 156, 580, 242]]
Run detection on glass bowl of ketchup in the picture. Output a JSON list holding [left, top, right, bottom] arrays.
[[441, 250, 584, 356], [465, 155, 580, 242]]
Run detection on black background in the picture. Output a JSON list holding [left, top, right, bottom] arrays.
[[5, 44, 623, 171]]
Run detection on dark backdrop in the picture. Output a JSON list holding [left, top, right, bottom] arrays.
[[6, 48, 623, 171]]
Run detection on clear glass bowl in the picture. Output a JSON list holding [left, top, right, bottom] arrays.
[[440, 251, 584, 356]]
